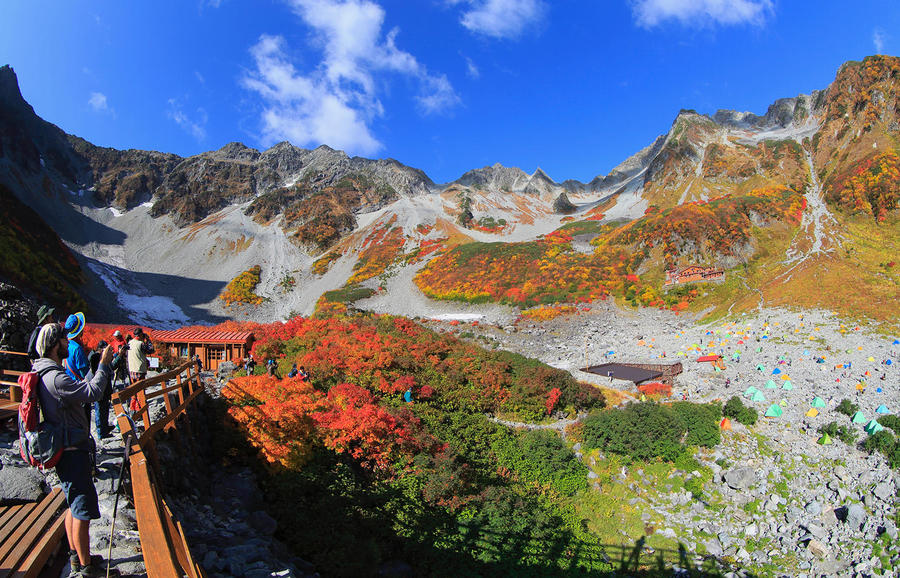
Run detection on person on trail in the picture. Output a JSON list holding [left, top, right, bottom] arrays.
[[26, 305, 55, 360], [194, 354, 203, 374], [32, 323, 119, 577], [126, 328, 154, 384], [287, 363, 298, 378], [88, 340, 122, 439], [63, 313, 89, 382], [266, 359, 280, 379], [110, 330, 128, 391], [298, 366, 309, 382]]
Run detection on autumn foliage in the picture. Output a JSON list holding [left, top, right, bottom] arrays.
[[414, 229, 652, 307], [221, 314, 603, 473], [826, 150, 900, 221], [220, 265, 263, 306], [611, 185, 805, 269], [346, 218, 406, 285]]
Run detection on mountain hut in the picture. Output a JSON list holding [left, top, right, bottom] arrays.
[[152, 327, 254, 371]]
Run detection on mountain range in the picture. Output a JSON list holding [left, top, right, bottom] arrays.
[[0, 56, 898, 329]]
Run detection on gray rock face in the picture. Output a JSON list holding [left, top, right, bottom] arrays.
[[0, 466, 46, 504], [845, 503, 867, 531], [874, 482, 893, 501], [704, 538, 723, 557], [723, 467, 756, 490]]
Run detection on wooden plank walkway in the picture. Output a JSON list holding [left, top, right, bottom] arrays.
[[112, 360, 207, 578], [0, 488, 67, 578]]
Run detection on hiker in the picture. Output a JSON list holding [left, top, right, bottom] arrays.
[[266, 359, 280, 379], [87, 340, 117, 439], [127, 328, 154, 384], [26, 305, 55, 360], [298, 366, 309, 382], [63, 313, 89, 382], [110, 331, 129, 391], [287, 363, 298, 378], [194, 354, 203, 374], [32, 323, 118, 577]]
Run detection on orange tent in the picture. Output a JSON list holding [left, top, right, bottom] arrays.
[[719, 417, 732, 431]]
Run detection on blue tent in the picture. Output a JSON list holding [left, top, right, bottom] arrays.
[[893, 339, 899, 345], [772, 368, 782, 375], [877, 405, 890, 414], [886, 360, 893, 366]]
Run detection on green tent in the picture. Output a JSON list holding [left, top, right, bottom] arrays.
[[817, 433, 833, 445], [756, 364, 765, 371], [744, 386, 759, 399], [852, 411, 867, 424], [765, 379, 778, 389], [811, 397, 826, 408], [765, 404, 783, 418], [865, 420, 884, 435], [751, 390, 766, 402], [782, 380, 794, 391], [756, 347, 763, 353]]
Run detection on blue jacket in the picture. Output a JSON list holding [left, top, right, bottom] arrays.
[[65, 340, 89, 382]]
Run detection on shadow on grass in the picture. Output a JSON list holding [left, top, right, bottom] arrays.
[[206, 400, 754, 578]]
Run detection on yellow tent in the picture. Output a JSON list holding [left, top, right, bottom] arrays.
[[806, 408, 819, 417]]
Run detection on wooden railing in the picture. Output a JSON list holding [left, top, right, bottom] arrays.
[[111, 360, 206, 578], [0, 350, 28, 420]]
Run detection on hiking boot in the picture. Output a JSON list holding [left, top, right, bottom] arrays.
[[76, 556, 120, 578], [68, 549, 79, 572]]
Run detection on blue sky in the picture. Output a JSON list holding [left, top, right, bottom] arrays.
[[2, 0, 898, 184]]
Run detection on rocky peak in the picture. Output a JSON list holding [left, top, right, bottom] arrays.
[[209, 142, 260, 163], [0, 65, 30, 114]]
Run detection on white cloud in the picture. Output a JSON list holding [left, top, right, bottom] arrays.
[[464, 55, 480, 79], [452, 0, 545, 39], [167, 99, 208, 142], [631, 0, 773, 28], [873, 29, 886, 53], [241, 0, 458, 155], [88, 92, 108, 112]]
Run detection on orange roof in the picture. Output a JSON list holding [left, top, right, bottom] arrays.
[[152, 328, 253, 344]]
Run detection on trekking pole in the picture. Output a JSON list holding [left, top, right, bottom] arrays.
[[107, 423, 135, 578]]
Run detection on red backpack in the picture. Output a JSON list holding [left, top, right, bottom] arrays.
[[18, 367, 65, 470]]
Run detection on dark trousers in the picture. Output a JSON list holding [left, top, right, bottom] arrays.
[[93, 382, 114, 436]]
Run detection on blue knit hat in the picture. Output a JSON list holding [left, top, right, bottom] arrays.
[[65, 312, 85, 340]]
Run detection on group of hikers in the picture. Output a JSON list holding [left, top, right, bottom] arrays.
[[22, 306, 156, 577], [242, 353, 309, 381]]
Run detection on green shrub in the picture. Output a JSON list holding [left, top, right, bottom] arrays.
[[878, 415, 900, 434], [836, 398, 859, 417], [864, 430, 900, 469], [582, 402, 686, 461], [723, 395, 758, 426], [818, 421, 857, 445], [494, 430, 588, 495], [671, 402, 721, 447], [684, 476, 705, 499], [864, 430, 897, 455]]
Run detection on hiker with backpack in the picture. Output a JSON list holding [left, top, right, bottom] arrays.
[[29, 322, 118, 577], [126, 328, 153, 384]]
